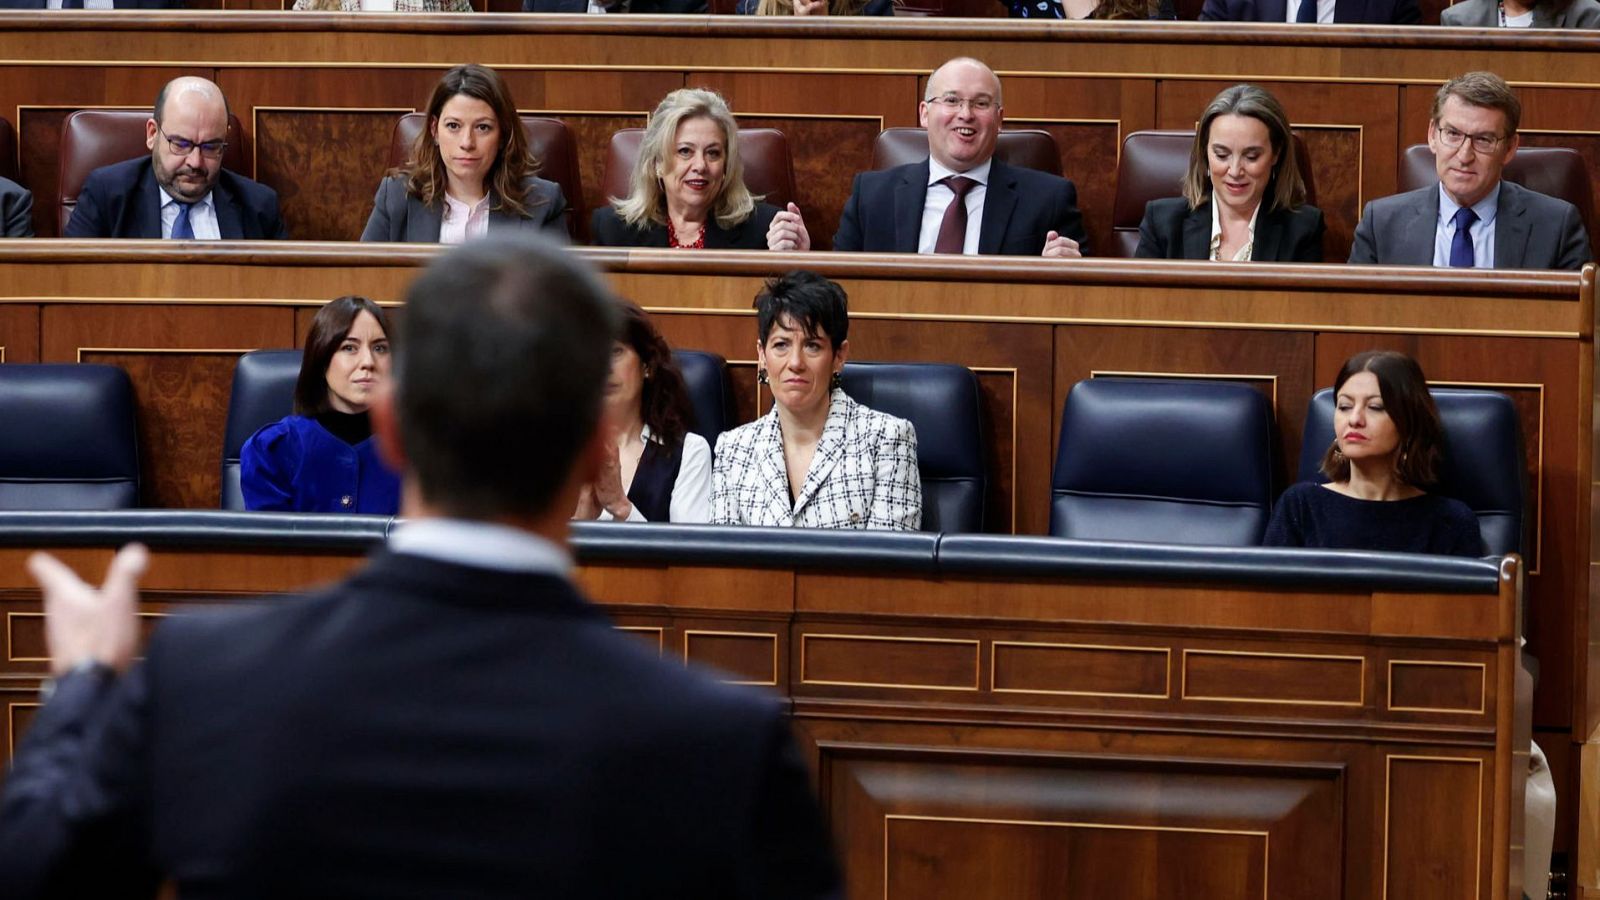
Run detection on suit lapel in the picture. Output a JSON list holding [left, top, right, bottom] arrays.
[[753, 412, 795, 525], [213, 177, 245, 239], [978, 162, 1018, 255], [487, 205, 520, 234], [1396, 187, 1436, 265], [1254, 206, 1286, 261], [410, 199, 443, 242], [893, 162, 929, 253], [136, 165, 165, 239], [1494, 181, 1530, 269], [790, 393, 847, 518], [1259, 0, 1287, 18], [1182, 203, 1211, 260]]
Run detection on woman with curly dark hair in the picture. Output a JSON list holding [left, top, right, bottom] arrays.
[[575, 300, 711, 523]]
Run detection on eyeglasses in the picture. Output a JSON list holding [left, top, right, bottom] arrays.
[[924, 94, 997, 113], [1434, 123, 1507, 155], [157, 126, 228, 159]]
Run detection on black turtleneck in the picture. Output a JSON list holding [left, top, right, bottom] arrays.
[[314, 409, 373, 447]]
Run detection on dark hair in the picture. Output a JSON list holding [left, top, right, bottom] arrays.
[[1183, 83, 1305, 213], [397, 234, 619, 519], [616, 300, 691, 448], [1087, 0, 1158, 18], [399, 64, 542, 219], [1319, 350, 1445, 487], [1432, 71, 1521, 136], [753, 270, 849, 350], [294, 296, 391, 416]]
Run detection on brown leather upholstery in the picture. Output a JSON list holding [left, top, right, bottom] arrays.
[[1109, 130, 1317, 259], [58, 109, 247, 234], [1398, 143, 1596, 249], [388, 113, 584, 239], [0, 118, 18, 184], [599, 127, 796, 211], [870, 127, 1062, 176]]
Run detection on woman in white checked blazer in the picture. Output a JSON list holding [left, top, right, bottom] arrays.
[[712, 271, 922, 531]]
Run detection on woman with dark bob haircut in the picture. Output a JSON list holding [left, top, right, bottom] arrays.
[[711, 271, 921, 530], [1136, 84, 1324, 262], [1264, 350, 1481, 555], [573, 300, 711, 523], [240, 296, 401, 514], [361, 64, 566, 243]]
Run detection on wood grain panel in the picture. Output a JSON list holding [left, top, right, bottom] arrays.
[[1389, 660, 1486, 714], [1007, 120, 1119, 257], [1294, 126, 1360, 263], [737, 115, 879, 252], [1384, 756, 1483, 899], [992, 641, 1169, 698], [1183, 649, 1364, 706], [555, 113, 650, 243], [4, 698, 38, 763], [0, 305, 39, 363], [255, 110, 401, 242], [683, 630, 778, 685], [800, 633, 978, 690]]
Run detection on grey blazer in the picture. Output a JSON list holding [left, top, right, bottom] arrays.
[[1, 177, 33, 238], [1440, 0, 1600, 26], [1348, 180, 1592, 270], [359, 174, 567, 243]]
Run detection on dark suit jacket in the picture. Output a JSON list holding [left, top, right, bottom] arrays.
[[1135, 197, 1325, 262], [1348, 180, 1593, 270], [1199, 0, 1418, 22], [832, 159, 1090, 256], [65, 157, 288, 240], [0, 551, 841, 899], [1, 176, 33, 237], [359, 174, 567, 243], [1440, 0, 1600, 25], [591, 202, 780, 249]]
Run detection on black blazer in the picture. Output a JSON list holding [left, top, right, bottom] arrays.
[[1135, 197, 1325, 262], [1199, 0, 1418, 21], [359, 174, 567, 243], [591, 202, 779, 249], [64, 156, 288, 240], [0, 551, 842, 898], [832, 159, 1090, 255]]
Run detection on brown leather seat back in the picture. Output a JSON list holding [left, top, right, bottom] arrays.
[[1110, 129, 1317, 259], [59, 109, 247, 234], [599, 127, 796, 211], [1399, 143, 1596, 251], [389, 112, 584, 238], [870, 127, 1063, 176]]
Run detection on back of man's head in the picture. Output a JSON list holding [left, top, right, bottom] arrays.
[[396, 235, 618, 519]]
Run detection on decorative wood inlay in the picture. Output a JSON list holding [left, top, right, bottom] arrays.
[[1181, 649, 1364, 706], [1387, 660, 1487, 715], [800, 633, 980, 691], [683, 630, 778, 686], [991, 641, 1169, 699], [1382, 756, 1483, 900]]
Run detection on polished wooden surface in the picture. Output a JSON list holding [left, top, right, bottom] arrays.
[[0, 542, 1528, 899]]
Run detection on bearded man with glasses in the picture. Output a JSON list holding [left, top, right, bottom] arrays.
[[66, 76, 288, 240], [1349, 71, 1590, 270]]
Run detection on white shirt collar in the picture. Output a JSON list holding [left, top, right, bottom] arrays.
[[927, 156, 992, 188], [442, 192, 491, 221], [157, 184, 213, 212], [387, 517, 571, 576]]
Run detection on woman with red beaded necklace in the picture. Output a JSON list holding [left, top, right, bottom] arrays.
[[592, 89, 809, 252]]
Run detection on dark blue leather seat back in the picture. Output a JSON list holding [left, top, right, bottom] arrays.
[[1051, 378, 1274, 545], [0, 364, 140, 509], [1296, 388, 1523, 557], [221, 350, 302, 510], [840, 361, 986, 534], [672, 349, 731, 453]]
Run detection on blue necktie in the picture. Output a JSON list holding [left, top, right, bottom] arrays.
[[171, 202, 194, 240], [1295, 0, 1318, 21], [1449, 206, 1478, 268], [60, 0, 84, 8]]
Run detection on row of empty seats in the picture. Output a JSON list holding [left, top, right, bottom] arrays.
[[0, 359, 1524, 556], [41, 110, 1598, 247]]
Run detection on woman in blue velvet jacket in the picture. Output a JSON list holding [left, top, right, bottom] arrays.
[[240, 296, 401, 514]]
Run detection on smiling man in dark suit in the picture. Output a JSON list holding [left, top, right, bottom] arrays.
[[833, 57, 1089, 258], [65, 76, 287, 240], [1349, 71, 1591, 271], [0, 235, 840, 899], [1198, 0, 1417, 24]]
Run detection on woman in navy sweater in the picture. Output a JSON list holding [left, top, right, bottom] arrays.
[[1264, 350, 1481, 556], [240, 296, 401, 515]]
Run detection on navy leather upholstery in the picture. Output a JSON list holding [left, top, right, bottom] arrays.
[[1296, 387, 1523, 557], [1051, 378, 1274, 545], [672, 349, 731, 453], [221, 349, 302, 510], [840, 361, 986, 534], [0, 364, 140, 510]]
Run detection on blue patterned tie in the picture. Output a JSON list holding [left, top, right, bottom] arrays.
[[1448, 206, 1478, 268], [171, 201, 194, 240]]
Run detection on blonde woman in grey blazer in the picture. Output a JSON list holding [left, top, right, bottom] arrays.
[[360, 64, 566, 244], [712, 271, 921, 531]]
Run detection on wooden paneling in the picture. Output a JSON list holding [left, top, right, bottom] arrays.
[[1384, 756, 1485, 899], [0, 305, 39, 363], [1389, 660, 1486, 714], [255, 109, 403, 242], [991, 641, 1169, 698], [800, 632, 980, 690], [1183, 649, 1364, 706], [737, 115, 880, 252]]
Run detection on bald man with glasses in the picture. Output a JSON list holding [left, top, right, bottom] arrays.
[[66, 76, 288, 240], [1349, 71, 1590, 271]]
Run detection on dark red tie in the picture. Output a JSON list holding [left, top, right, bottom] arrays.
[[934, 175, 977, 254]]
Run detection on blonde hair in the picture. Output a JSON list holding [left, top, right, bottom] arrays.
[[1181, 83, 1306, 214], [610, 89, 757, 231], [752, 0, 867, 14]]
